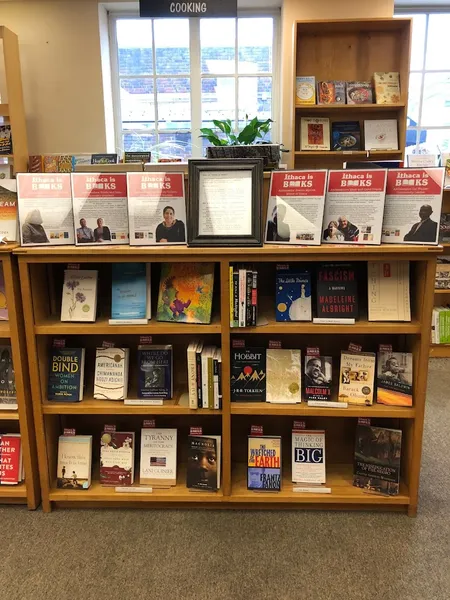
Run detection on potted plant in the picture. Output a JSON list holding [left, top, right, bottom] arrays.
[[199, 116, 284, 169]]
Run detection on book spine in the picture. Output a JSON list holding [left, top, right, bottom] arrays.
[[213, 358, 219, 410], [431, 309, 437, 344], [439, 309, 445, 344], [239, 267, 246, 328], [246, 269, 253, 327], [196, 351, 202, 408], [207, 357, 214, 409], [218, 360, 222, 410], [251, 270, 258, 326], [202, 355, 209, 409], [229, 266, 234, 328], [233, 269, 239, 328], [187, 348, 197, 409]]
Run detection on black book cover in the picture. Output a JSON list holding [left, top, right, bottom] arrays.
[[137, 345, 172, 399], [304, 355, 332, 401], [316, 263, 359, 319], [196, 347, 202, 408], [231, 347, 266, 402], [353, 424, 402, 496], [251, 270, 258, 326], [187, 436, 218, 491], [246, 269, 253, 326], [233, 269, 239, 325]]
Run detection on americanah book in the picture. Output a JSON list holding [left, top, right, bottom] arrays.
[[230, 346, 266, 402], [247, 436, 282, 491], [93, 347, 129, 400], [48, 348, 85, 402]]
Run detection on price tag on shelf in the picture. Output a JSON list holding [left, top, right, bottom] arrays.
[[102, 340, 115, 349], [125, 399, 163, 406], [348, 342, 362, 353], [250, 424, 263, 436], [293, 486, 331, 494], [115, 487, 153, 494], [143, 419, 156, 428], [53, 338, 66, 349], [63, 428, 76, 436], [232, 339, 245, 348], [268, 340, 282, 349], [103, 424, 116, 433], [190, 426, 203, 436], [293, 420, 306, 431], [140, 335, 152, 345], [358, 417, 371, 425], [67, 263, 80, 270]]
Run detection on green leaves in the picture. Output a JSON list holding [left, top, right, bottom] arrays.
[[199, 116, 273, 146]]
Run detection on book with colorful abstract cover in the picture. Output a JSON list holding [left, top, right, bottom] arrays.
[[156, 262, 214, 324], [0, 265, 8, 320]]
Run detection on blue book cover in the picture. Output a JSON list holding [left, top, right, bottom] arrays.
[[275, 264, 311, 321], [137, 345, 173, 399], [111, 263, 148, 320], [48, 348, 85, 402]]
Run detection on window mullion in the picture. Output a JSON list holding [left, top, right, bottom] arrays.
[[235, 17, 239, 134], [151, 19, 159, 146], [414, 13, 430, 152], [190, 17, 202, 158]]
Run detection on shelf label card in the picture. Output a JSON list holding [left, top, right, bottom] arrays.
[[358, 417, 371, 425], [307, 401, 348, 409], [306, 347, 320, 357], [190, 426, 203, 436], [379, 344, 393, 353], [293, 420, 306, 431], [143, 419, 156, 428], [63, 428, 76, 436], [250, 424, 263, 436], [293, 486, 332, 494], [115, 487, 153, 493], [268, 340, 282, 349], [348, 342, 362, 353], [67, 263, 80, 270], [124, 399, 163, 406], [232, 339, 245, 348], [102, 340, 115, 349], [53, 338, 66, 349], [103, 424, 116, 433], [140, 335, 153, 345]]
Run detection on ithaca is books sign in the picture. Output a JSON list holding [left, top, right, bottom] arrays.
[[140, 0, 237, 17]]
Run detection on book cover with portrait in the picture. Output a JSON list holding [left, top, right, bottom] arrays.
[[377, 351, 413, 407], [187, 435, 221, 491], [338, 351, 376, 406]]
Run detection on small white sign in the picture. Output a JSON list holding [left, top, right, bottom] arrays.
[[307, 400, 348, 409], [115, 486, 153, 493], [293, 486, 332, 494], [124, 399, 164, 406]]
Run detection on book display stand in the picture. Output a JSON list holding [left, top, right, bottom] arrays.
[[431, 189, 450, 357]]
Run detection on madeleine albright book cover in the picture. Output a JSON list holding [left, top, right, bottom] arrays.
[[156, 263, 214, 324]]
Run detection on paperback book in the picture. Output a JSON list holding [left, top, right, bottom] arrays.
[[439, 213, 450, 243], [292, 429, 326, 484], [353, 424, 402, 496], [317, 80, 345, 104], [374, 72, 401, 104], [137, 345, 173, 400], [187, 435, 221, 491], [47, 348, 85, 402], [275, 264, 311, 321], [140, 428, 177, 486], [0, 179, 17, 241], [296, 76, 315, 104], [187, 340, 201, 408], [57, 435, 92, 489], [266, 349, 301, 404], [110, 262, 151, 324], [300, 118, 330, 151], [0, 434, 22, 485], [346, 82, 373, 104], [156, 262, 214, 324], [0, 346, 16, 409], [0, 125, 12, 154], [93, 347, 129, 400], [247, 436, 282, 491], [230, 346, 266, 402], [0, 266, 8, 320], [338, 351, 376, 406], [229, 264, 258, 327], [332, 121, 361, 151], [367, 261, 411, 321], [377, 351, 413, 407], [364, 120, 398, 151], [60, 269, 98, 322], [100, 430, 135, 486], [315, 263, 359, 323], [304, 354, 332, 402]]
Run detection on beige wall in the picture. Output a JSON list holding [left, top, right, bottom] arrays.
[[280, 0, 395, 164]]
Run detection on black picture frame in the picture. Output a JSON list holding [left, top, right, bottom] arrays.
[[187, 158, 263, 247]]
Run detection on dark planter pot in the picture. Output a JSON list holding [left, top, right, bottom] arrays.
[[206, 144, 281, 169]]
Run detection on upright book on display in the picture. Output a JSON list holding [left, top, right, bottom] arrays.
[[100, 430, 135, 486], [247, 436, 282, 491], [57, 435, 92, 489], [187, 435, 221, 491], [0, 266, 7, 321], [230, 346, 266, 402], [266, 349, 301, 404], [315, 263, 358, 323], [93, 347, 129, 400], [292, 429, 326, 484], [338, 350, 376, 405], [0, 346, 16, 409], [137, 345, 173, 399], [17, 173, 75, 245], [127, 172, 186, 245], [61, 269, 98, 322], [71, 173, 129, 245], [377, 351, 413, 407], [140, 428, 177, 486], [0, 179, 17, 241], [110, 263, 151, 324], [47, 348, 85, 402], [0, 434, 22, 485], [368, 261, 411, 321], [275, 264, 311, 321]]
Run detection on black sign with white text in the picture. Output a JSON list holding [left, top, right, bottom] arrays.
[[140, 0, 237, 18]]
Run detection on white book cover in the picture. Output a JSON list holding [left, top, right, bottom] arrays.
[[300, 118, 330, 151], [382, 168, 444, 245], [57, 435, 92, 489], [201, 346, 215, 409], [0, 179, 17, 242], [140, 428, 177, 486], [322, 170, 387, 245], [71, 173, 129, 245], [265, 170, 327, 246], [17, 173, 74, 246], [187, 340, 199, 409], [127, 172, 186, 245], [266, 349, 302, 403], [93, 347, 129, 400], [364, 119, 398, 151], [61, 269, 98, 322], [292, 430, 326, 484], [368, 261, 411, 321]]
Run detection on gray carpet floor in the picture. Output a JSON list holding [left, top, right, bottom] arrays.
[[1, 359, 450, 600]]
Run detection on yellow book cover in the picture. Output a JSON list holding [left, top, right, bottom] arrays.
[[338, 351, 376, 405], [296, 76, 316, 104], [266, 349, 301, 403], [374, 72, 401, 104], [156, 262, 214, 324]]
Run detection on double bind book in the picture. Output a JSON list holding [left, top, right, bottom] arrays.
[[247, 436, 282, 491], [48, 348, 85, 402]]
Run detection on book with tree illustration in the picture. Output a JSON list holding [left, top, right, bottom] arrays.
[[156, 263, 214, 324]]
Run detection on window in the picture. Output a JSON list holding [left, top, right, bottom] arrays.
[[110, 14, 278, 160], [399, 12, 450, 155]]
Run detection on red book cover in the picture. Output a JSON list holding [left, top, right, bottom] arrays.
[[0, 434, 21, 484], [100, 431, 135, 486]]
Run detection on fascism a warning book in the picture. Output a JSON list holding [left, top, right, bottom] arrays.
[[247, 436, 282, 491], [316, 263, 358, 321], [100, 430, 135, 486], [230, 346, 266, 402], [338, 351, 376, 406]]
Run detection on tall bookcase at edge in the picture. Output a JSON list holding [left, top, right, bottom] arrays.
[[0, 245, 39, 509], [292, 18, 411, 170], [16, 242, 439, 516], [431, 189, 450, 357]]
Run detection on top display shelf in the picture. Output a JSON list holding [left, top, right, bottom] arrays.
[[295, 103, 406, 111], [295, 18, 412, 35]]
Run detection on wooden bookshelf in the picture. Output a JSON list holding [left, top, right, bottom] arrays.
[[292, 18, 411, 169], [16, 243, 439, 515], [0, 245, 39, 508], [431, 189, 450, 356]]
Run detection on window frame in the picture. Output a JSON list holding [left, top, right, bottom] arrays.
[[108, 10, 281, 159]]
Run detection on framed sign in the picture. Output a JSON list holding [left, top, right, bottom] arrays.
[[187, 159, 263, 247], [140, 0, 237, 18]]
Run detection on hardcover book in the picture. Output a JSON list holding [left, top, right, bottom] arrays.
[[332, 121, 361, 151], [140, 428, 177, 486], [231, 347, 266, 402], [0, 434, 22, 484], [304, 355, 332, 402], [0, 266, 8, 320], [0, 346, 16, 409], [275, 264, 311, 321], [137, 345, 173, 399], [364, 119, 398, 151], [374, 72, 401, 104], [439, 213, 450, 243], [300, 118, 330, 151], [316, 263, 359, 321], [61, 269, 98, 322], [93, 347, 129, 400], [57, 155, 73, 173], [124, 152, 151, 163], [296, 76, 315, 104], [187, 340, 200, 408], [57, 435, 92, 489], [187, 435, 221, 491], [346, 81, 373, 104], [368, 261, 411, 322], [377, 351, 413, 407], [0, 179, 17, 242], [247, 436, 282, 491], [266, 349, 301, 404], [43, 155, 58, 172], [47, 348, 85, 402], [436, 260, 450, 289], [156, 262, 214, 324], [292, 430, 326, 484], [353, 424, 402, 496], [201, 346, 216, 409], [317, 81, 345, 104], [0, 125, 12, 155], [110, 262, 151, 323], [100, 430, 135, 486], [338, 351, 376, 405]]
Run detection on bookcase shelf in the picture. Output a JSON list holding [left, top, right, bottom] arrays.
[[0, 322, 11, 338], [16, 241, 437, 515], [295, 103, 406, 112], [0, 410, 20, 421], [294, 151, 403, 157]]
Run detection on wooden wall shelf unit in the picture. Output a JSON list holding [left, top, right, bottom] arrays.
[[0, 245, 39, 508], [0, 26, 28, 174], [292, 18, 411, 170], [16, 243, 439, 516]]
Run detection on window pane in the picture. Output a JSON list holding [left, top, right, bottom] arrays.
[[417, 129, 450, 154], [408, 14, 426, 71], [123, 132, 156, 152], [157, 132, 192, 159], [201, 77, 235, 127], [238, 18, 272, 74], [407, 73, 422, 125], [156, 78, 191, 130], [426, 14, 450, 70], [154, 19, 190, 75], [200, 18, 235, 74], [405, 132, 418, 152], [120, 78, 155, 130], [117, 20, 153, 76], [421, 73, 450, 127], [238, 77, 272, 130]]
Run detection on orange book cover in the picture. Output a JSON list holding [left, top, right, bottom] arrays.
[[0, 180, 17, 242]]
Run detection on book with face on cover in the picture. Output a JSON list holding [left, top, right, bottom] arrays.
[[338, 351, 376, 406], [60, 269, 98, 322], [100, 430, 135, 486], [266, 349, 301, 404], [57, 435, 92, 489], [187, 435, 221, 491], [93, 347, 129, 400], [140, 428, 177, 486], [377, 351, 413, 407]]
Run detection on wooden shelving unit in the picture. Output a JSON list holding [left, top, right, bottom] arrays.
[[0, 26, 28, 174], [16, 243, 439, 515], [0, 245, 39, 508], [292, 18, 411, 169]]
